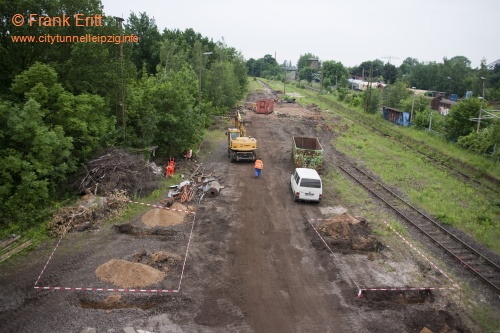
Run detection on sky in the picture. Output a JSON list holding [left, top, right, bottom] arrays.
[[100, 0, 500, 69]]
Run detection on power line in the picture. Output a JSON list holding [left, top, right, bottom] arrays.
[[382, 56, 399, 64]]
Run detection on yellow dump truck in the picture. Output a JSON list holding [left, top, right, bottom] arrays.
[[227, 111, 257, 162]]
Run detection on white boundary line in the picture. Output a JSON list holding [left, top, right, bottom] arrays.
[[307, 218, 458, 298], [34, 200, 197, 293]]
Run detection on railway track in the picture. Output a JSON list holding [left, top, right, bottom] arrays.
[[335, 156, 500, 294], [278, 83, 500, 196], [314, 95, 500, 196]]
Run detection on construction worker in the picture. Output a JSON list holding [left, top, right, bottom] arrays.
[[254, 157, 263, 178], [165, 157, 175, 177]]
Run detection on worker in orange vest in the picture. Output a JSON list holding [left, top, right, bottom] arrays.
[[165, 157, 175, 177], [254, 158, 263, 178]]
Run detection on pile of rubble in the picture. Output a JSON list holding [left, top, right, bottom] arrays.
[[77, 148, 162, 197], [48, 190, 129, 237], [165, 164, 224, 205]]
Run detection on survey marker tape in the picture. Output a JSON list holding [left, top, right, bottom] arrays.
[[307, 218, 457, 298], [357, 221, 458, 298], [34, 286, 179, 293], [306, 218, 361, 293], [34, 202, 198, 293], [121, 199, 196, 215], [381, 220, 457, 286]]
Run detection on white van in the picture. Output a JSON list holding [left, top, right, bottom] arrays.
[[290, 168, 323, 202]]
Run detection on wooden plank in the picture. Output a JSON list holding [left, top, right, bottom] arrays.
[[0, 240, 32, 262], [0, 235, 21, 250]]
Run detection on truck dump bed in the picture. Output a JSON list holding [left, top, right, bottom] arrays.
[[292, 136, 324, 171]]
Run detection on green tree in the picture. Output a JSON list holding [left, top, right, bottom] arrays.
[[299, 67, 315, 85], [321, 60, 349, 90], [126, 12, 161, 76], [383, 63, 398, 84], [443, 98, 482, 140], [364, 87, 381, 114], [0, 99, 73, 230], [457, 122, 500, 157], [297, 53, 319, 72], [10, 62, 115, 163], [381, 80, 411, 109]]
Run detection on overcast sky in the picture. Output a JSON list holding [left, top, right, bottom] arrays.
[[100, 0, 499, 69]]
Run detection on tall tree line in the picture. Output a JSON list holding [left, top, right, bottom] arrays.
[[0, 1, 248, 234]]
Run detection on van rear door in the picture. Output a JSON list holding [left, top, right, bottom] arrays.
[[299, 177, 322, 201]]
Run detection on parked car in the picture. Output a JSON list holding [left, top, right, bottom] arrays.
[[290, 168, 322, 202]]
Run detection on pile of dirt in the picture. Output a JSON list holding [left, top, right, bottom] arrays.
[[77, 148, 162, 197], [48, 190, 129, 236], [95, 259, 165, 288], [141, 202, 188, 227], [318, 213, 379, 252]]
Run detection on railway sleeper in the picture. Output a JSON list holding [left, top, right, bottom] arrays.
[[457, 254, 481, 261], [481, 273, 499, 278]]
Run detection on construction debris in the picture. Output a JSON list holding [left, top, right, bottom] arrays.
[[0, 235, 32, 263], [77, 148, 162, 197], [47, 190, 129, 237], [205, 181, 222, 197]]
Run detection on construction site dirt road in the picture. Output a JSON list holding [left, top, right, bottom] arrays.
[[0, 84, 497, 333]]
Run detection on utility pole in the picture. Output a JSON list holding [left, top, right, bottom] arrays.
[[114, 16, 125, 144], [411, 87, 416, 124], [320, 63, 323, 95], [364, 65, 373, 113], [428, 110, 433, 131], [198, 50, 213, 122], [477, 77, 486, 133], [283, 67, 286, 94], [382, 55, 399, 64]]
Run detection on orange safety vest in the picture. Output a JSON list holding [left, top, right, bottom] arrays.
[[254, 159, 263, 169]]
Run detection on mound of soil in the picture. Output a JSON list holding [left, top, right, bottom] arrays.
[[318, 213, 379, 252], [95, 259, 165, 288], [141, 202, 188, 227]]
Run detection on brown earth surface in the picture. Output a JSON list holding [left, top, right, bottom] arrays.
[[0, 82, 498, 332]]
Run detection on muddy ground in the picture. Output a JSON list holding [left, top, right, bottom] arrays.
[[0, 84, 498, 333]]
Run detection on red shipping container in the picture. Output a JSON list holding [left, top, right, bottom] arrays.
[[256, 99, 274, 114]]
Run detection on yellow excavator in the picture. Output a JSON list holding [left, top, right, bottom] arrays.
[[226, 111, 257, 162]]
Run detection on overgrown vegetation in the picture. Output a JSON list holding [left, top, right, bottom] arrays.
[[0, 1, 247, 236]]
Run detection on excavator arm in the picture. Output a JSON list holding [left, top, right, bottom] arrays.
[[235, 111, 246, 137]]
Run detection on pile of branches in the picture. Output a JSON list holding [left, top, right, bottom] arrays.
[[77, 148, 162, 197], [48, 190, 129, 237]]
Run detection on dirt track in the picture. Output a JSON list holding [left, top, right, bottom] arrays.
[[0, 86, 488, 332]]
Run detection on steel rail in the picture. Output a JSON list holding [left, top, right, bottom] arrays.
[[337, 160, 500, 294], [315, 95, 500, 196]]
